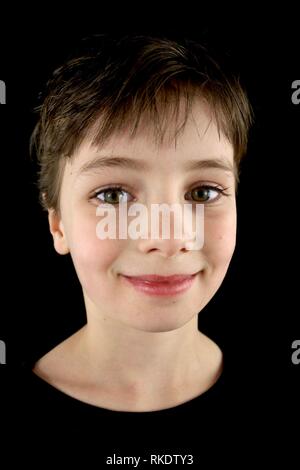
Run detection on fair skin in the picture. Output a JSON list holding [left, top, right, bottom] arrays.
[[33, 100, 237, 412]]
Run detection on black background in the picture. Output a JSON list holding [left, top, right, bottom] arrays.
[[0, 9, 299, 464]]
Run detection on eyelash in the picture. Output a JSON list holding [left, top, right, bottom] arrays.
[[90, 183, 230, 205]]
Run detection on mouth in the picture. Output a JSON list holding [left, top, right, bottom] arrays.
[[120, 272, 198, 297]]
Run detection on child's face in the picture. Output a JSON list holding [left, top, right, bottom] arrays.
[[50, 101, 237, 332]]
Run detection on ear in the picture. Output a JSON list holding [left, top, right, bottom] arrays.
[[48, 209, 70, 255]]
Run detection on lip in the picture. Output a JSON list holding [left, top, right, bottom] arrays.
[[120, 273, 198, 297]]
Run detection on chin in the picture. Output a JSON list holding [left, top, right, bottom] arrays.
[[125, 315, 195, 333]]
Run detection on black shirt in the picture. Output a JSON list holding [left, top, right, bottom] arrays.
[[2, 359, 230, 465], [2, 352, 291, 467]]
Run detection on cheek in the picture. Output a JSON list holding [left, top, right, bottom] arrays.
[[204, 210, 237, 266], [68, 216, 124, 286]]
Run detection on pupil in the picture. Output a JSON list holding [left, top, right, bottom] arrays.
[[107, 190, 120, 203], [192, 188, 209, 201]]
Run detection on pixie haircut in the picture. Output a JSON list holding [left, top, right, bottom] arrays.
[[30, 33, 253, 212]]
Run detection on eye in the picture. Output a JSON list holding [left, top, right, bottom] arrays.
[[93, 186, 134, 205], [185, 185, 229, 203]]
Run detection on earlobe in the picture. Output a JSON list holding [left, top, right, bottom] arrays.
[[48, 209, 70, 255]]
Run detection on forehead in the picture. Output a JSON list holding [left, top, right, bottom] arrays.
[[69, 100, 234, 175]]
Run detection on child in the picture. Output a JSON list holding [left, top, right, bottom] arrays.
[[29, 33, 252, 414]]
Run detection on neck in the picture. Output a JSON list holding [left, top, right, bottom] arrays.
[[34, 299, 223, 411], [81, 316, 202, 382], [71, 298, 222, 397]]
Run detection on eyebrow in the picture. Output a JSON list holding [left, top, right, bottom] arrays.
[[77, 155, 235, 176]]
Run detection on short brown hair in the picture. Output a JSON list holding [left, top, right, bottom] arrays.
[[30, 33, 253, 211]]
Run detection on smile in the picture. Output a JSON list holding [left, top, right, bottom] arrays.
[[120, 273, 198, 297]]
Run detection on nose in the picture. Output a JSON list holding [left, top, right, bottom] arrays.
[[136, 203, 197, 258], [138, 237, 190, 258]]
